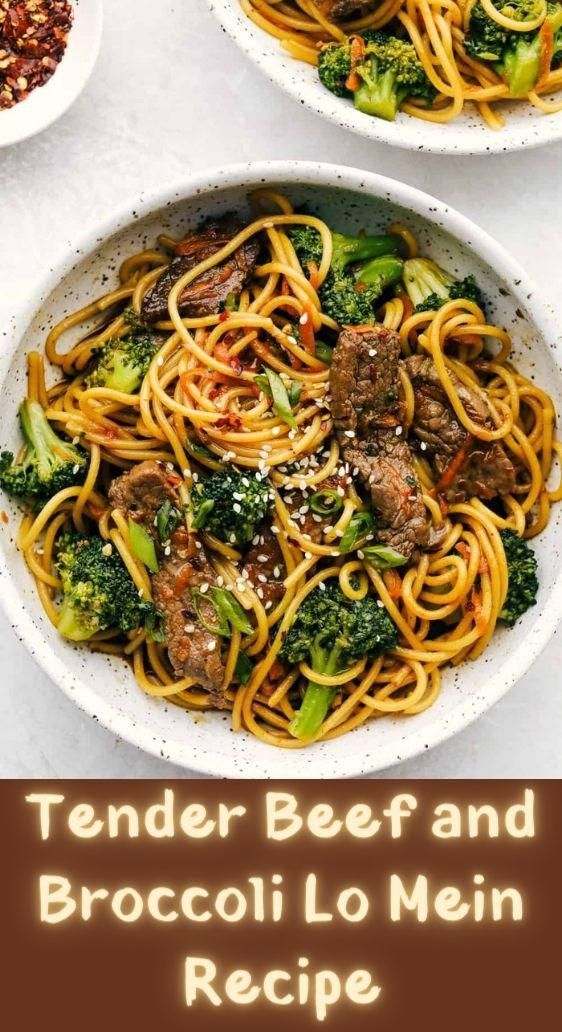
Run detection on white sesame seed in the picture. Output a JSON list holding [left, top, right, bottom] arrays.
[[257, 554, 268, 563], [319, 582, 326, 591], [200, 583, 209, 594], [358, 549, 365, 559], [420, 441, 427, 451], [287, 335, 298, 346], [233, 502, 241, 513], [395, 426, 403, 436], [369, 348, 377, 357], [271, 525, 280, 535], [101, 543, 113, 557], [185, 623, 195, 633], [207, 640, 217, 651], [304, 551, 312, 560], [229, 533, 237, 543], [72, 436, 80, 445], [72, 464, 80, 474], [258, 574, 267, 583], [299, 313, 309, 325], [183, 468, 190, 478], [216, 576, 224, 587], [273, 565, 281, 578], [195, 540, 202, 549], [265, 601, 273, 610], [236, 579, 246, 592], [192, 472, 199, 482], [256, 587, 264, 599], [377, 600, 384, 609], [344, 430, 355, 438]]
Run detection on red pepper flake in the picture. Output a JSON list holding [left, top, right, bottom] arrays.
[[218, 311, 230, 323], [216, 413, 242, 432], [0, 1, 73, 110]]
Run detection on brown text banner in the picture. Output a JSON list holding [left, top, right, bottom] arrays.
[[1, 780, 559, 1029]]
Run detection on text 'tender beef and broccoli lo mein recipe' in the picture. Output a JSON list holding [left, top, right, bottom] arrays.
[[1, 189, 557, 748], [241, 0, 562, 129]]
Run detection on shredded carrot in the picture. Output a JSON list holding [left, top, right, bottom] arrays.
[[433, 437, 471, 495], [385, 568, 402, 601], [345, 34, 366, 90], [537, 19, 554, 87], [455, 541, 471, 562], [307, 260, 320, 291], [299, 306, 316, 354]]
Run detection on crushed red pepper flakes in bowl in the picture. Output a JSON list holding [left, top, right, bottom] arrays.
[[0, 0, 73, 111]]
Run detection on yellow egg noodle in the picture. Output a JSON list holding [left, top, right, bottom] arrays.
[[12, 190, 561, 749], [241, 0, 562, 129]]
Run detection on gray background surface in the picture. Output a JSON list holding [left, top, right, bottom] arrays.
[[0, 0, 560, 777]]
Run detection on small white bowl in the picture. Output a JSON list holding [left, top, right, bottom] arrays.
[[207, 0, 562, 155], [1, 161, 561, 778], [0, 0, 103, 148]]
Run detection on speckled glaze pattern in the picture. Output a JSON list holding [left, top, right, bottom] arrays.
[[207, 0, 562, 156], [1, 162, 561, 779]]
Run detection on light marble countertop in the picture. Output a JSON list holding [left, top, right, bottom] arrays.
[[0, 0, 560, 778]]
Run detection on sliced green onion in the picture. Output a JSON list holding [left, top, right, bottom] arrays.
[[155, 500, 182, 543], [188, 438, 216, 459], [224, 292, 238, 312], [192, 590, 230, 637], [234, 651, 253, 685], [255, 367, 297, 430], [192, 497, 215, 529], [288, 382, 302, 407], [310, 488, 344, 517], [128, 518, 159, 573], [339, 512, 375, 554], [362, 544, 407, 570], [315, 340, 333, 365], [213, 588, 254, 635]]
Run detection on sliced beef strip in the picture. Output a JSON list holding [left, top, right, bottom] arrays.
[[241, 524, 285, 608], [151, 528, 226, 701], [108, 461, 226, 700], [403, 355, 515, 504], [330, 327, 441, 559], [316, 0, 378, 19], [141, 215, 260, 324]]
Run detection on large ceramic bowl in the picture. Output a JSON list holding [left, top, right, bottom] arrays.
[[207, 0, 562, 155], [1, 161, 561, 777], [0, 0, 103, 148]]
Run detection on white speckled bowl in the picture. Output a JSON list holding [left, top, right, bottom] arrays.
[[1, 162, 561, 778], [207, 0, 562, 155], [0, 0, 103, 149]]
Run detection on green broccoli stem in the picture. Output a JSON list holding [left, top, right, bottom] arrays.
[[354, 64, 407, 122], [500, 36, 541, 97], [288, 643, 341, 742], [56, 598, 95, 642], [355, 255, 404, 291], [332, 231, 402, 271], [20, 400, 75, 465]]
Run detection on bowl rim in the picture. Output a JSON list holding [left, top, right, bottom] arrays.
[[2, 159, 562, 778], [0, 0, 103, 149], [205, 0, 562, 157]]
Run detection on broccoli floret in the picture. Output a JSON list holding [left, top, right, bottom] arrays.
[[403, 257, 486, 313], [86, 332, 159, 394], [317, 29, 380, 96], [0, 399, 87, 501], [55, 533, 156, 642], [191, 471, 273, 547], [290, 225, 404, 326], [354, 32, 436, 121], [279, 581, 399, 741], [318, 41, 353, 96], [499, 529, 538, 627], [466, 1, 562, 97]]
